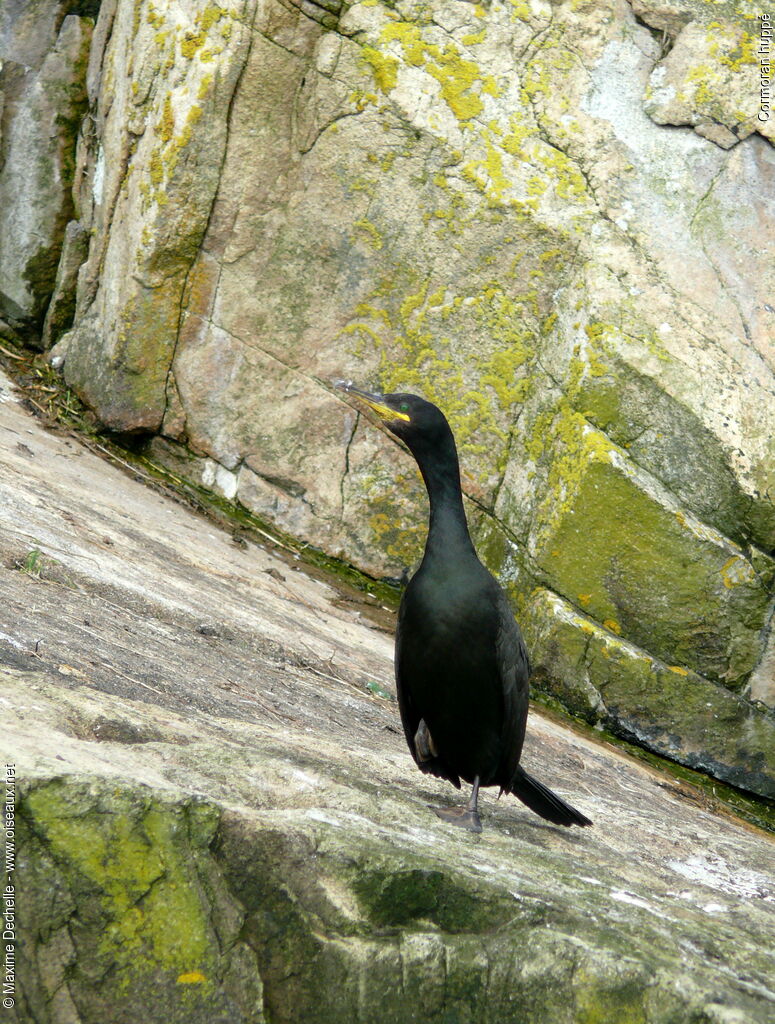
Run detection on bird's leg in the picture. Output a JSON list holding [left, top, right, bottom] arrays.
[[433, 776, 482, 833]]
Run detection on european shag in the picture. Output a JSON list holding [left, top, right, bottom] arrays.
[[336, 382, 591, 833]]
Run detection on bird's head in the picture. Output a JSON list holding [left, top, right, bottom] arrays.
[[334, 381, 452, 453]]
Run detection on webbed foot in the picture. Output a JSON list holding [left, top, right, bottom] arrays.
[[431, 775, 482, 833], [431, 804, 482, 833]]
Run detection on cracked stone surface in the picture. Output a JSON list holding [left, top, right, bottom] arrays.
[[2, 369, 775, 1023], [639, 4, 775, 145], [1, 0, 774, 792], [0, 4, 91, 325]]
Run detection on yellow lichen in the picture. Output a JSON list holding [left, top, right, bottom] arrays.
[[427, 51, 486, 119], [180, 30, 206, 59], [709, 25, 757, 71], [158, 94, 175, 143], [463, 134, 512, 204], [508, 0, 530, 20], [197, 3, 225, 31], [177, 971, 207, 984], [462, 28, 487, 46], [360, 46, 400, 93], [197, 73, 214, 100], [149, 150, 164, 186], [372, 22, 500, 122], [353, 218, 384, 250], [147, 4, 164, 29], [720, 555, 756, 589]]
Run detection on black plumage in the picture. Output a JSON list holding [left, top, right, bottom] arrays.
[[336, 383, 591, 832]]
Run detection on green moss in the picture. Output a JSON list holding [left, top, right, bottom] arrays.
[[527, 175, 547, 196], [339, 217, 552, 559], [534, 144, 587, 200], [348, 271, 538, 476], [381, 21, 426, 66], [197, 73, 214, 99], [75, 275, 184, 430], [720, 554, 756, 589], [175, 103, 203, 150], [560, 323, 775, 555], [574, 977, 649, 1024], [24, 782, 216, 981], [502, 115, 536, 155], [522, 53, 550, 102], [143, 92, 207, 209], [508, 0, 531, 19], [685, 62, 718, 107], [527, 406, 768, 685], [364, 474, 427, 567], [526, 587, 775, 802], [456, 103, 589, 215], [353, 865, 514, 932], [15, 777, 269, 1018], [353, 218, 384, 250]]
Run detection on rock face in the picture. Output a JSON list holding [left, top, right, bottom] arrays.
[[1, 1, 774, 794], [3, 370, 775, 1024], [0, 2, 91, 327]]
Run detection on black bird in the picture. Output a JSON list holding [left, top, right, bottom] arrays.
[[336, 382, 591, 833]]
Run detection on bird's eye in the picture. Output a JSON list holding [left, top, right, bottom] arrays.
[[400, 402, 409, 412]]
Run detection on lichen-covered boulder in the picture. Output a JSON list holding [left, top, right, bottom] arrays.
[[524, 588, 775, 799], [17, 762, 775, 1024], [3, 0, 774, 793], [60, 0, 257, 432], [639, 4, 774, 146], [19, 779, 264, 1024]]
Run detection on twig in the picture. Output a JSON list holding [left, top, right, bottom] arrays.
[[82, 439, 154, 482], [0, 342, 25, 360], [24, 396, 51, 417]]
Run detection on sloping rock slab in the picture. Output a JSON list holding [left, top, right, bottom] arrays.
[[2, 369, 775, 1023]]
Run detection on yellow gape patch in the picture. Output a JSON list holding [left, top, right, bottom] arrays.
[[364, 398, 411, 423]]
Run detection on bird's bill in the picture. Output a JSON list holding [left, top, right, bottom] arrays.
[[333, 380, 411, 422]]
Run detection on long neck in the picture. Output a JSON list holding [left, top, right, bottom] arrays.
[[410, 434, 475, 562]]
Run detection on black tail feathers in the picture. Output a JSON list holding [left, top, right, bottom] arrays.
[[507, 767, 592, 828]]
